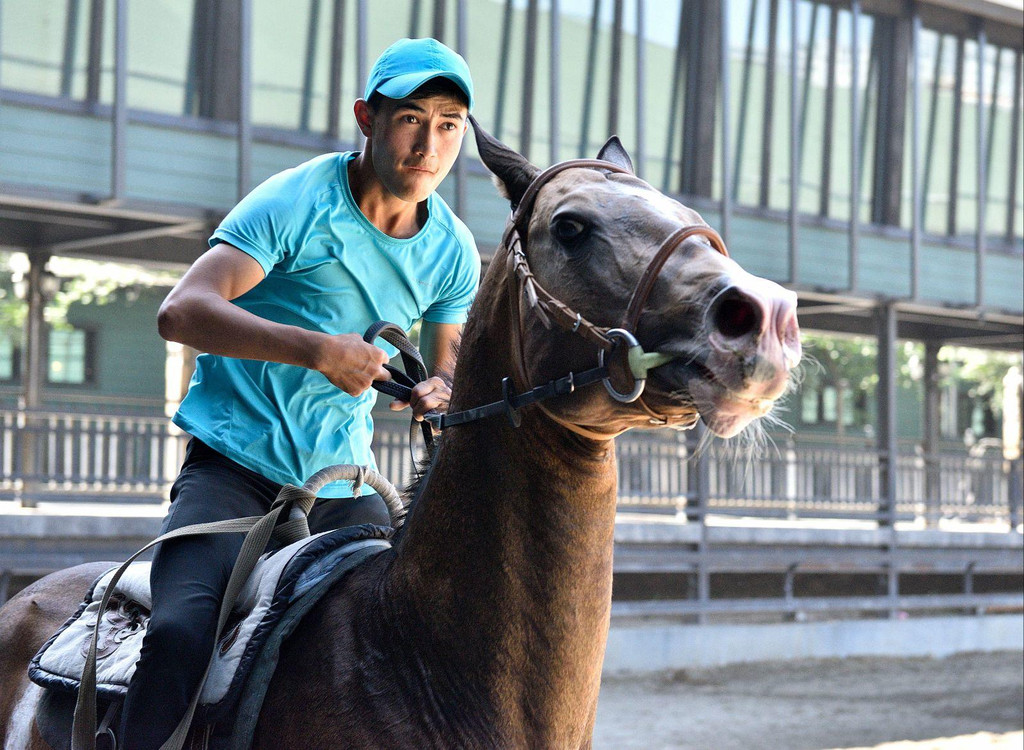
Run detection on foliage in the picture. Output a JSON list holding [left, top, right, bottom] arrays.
[[801, 332, 1023, 412], [801, 333, 924, 391], [0, 252, 179, 333]]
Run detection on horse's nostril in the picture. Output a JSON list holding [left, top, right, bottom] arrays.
[[712, 291, 761, 339]]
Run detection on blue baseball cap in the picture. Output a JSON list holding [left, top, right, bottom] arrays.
[[363, 38, 474, 111]]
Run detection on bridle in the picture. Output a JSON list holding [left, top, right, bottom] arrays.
[[500, 158, 729, 435], [370, 158, 731, 441]]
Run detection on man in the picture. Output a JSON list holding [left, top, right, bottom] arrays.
[[121, 38, 480, 747]]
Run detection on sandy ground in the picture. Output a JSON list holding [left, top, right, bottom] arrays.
[[592, 652, 1024, 750]]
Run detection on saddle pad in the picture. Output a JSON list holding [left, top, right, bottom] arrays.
[[29, 524, 392, 709]]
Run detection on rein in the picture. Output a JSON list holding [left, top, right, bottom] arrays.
[[371, 158, 730, 439]]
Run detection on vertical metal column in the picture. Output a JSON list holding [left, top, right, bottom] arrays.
[[985, 49, 1001, 196], [300, 0, 321, 132], [409, 0, 422, 37], [948, 36, 965, 236], [819, 6, 838, 217], [876, 302, 898, 527], [237, 0, 252, 201], [923, 342, 941, 527], [494, 0, 514, 142], [354, 0, 367, 146], [327, 0, 346, 142], [520, 0, 539, 159], [798, 4, 819, 170], [635, 0, 646, 178], [550, 0, 562, 166], [663, 1, 687, 191], [433, 0, 447, 41], [111, 0, 127, 202], [608, 0, 624, 136], [61, 0, 81, 98], [686, 422, 711, 623], [86, 0, 106, 104], [788, 0, 798, 284], [1007, 52, 1022, 242], [579, 0, 602, 158], [731, 0, 759, 201], [922, 36, 945, 231], [22, 254, 50, 412], [849, 0, 861, 291], [975, 23, 987, 308], [910, 6, 921, 300], [759, 0, 779, 208], [685, 423, 709, 524], [19, 253, 51, 509], [454, 0, 467, 217], [719, 0, 731, 245]]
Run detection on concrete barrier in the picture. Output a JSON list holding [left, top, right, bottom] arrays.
[[603, 614, 1024, 673]]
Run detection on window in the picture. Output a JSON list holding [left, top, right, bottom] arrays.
[[47, 327, 91, 385], [800, 370, 865, 428], [0, 334, 17, 382]]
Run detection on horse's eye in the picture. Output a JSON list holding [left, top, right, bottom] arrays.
[[551, 218, 589, 248]]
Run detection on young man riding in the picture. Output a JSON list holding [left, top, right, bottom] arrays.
[[121, 38, 479, 748]]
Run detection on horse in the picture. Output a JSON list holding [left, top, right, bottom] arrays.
[[0, 121, 800, 749]]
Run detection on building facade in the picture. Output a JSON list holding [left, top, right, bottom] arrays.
[[0, 0, 1021, 523]]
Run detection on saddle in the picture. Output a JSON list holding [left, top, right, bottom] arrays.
[[28, 523, 392, 749]]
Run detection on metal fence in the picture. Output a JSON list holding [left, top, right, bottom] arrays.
[[1, 408, 1020, 528]]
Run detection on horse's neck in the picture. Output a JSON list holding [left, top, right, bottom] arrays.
[[385, 279, 619, 732]]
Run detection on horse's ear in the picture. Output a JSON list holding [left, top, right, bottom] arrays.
[[470, 116, 539, 210], [596, 136, 634, 174]]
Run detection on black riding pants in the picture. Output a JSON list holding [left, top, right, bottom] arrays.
[[119, 438, 389, 749]]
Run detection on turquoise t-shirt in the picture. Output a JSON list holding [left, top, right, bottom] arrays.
[[173, 152, 480, 496]]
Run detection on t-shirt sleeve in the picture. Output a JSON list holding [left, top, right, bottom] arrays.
[[208, 170, 304, 275], [422, 232, 481, 325]]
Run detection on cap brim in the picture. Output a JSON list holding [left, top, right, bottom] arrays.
[[375, 71, 474, 111]]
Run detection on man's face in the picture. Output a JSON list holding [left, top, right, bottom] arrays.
[[367, 94, 468, 204]]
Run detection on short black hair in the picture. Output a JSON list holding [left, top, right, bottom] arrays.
[[367, 77, 469, 113]]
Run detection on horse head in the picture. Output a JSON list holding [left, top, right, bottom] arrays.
[[472, 119, 801, 439]]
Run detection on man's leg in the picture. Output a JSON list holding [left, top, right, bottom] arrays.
[[307, 491, 391, 532], [120, 440, 281, 749]]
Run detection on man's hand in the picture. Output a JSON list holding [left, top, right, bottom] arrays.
[[316, 333, 390, 396], [389, 376, 451, 421]]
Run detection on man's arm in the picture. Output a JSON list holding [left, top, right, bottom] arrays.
[[158, 243, 389, 397], [390, 320, 462, 419]]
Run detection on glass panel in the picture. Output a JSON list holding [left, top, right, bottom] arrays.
[[954, 37, 983, 239], [919, 29, 957, 236], [983, 45, 1023, 243], [253, 0, 316, 130], [800, 370, 819, 423], [122, 0, 194, 114], [1, 0, 76, 97], [48, 327, 88, 384], [821, 384, 837, 422], [0, 335, 14, 381]]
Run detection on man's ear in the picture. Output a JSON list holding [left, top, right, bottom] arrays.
[[353, 99, 373, 138]]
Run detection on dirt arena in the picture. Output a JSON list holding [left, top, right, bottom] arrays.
[[592, 651, 1024, 750]]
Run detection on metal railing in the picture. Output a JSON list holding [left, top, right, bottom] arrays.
[[1, 408, 1019, 529]]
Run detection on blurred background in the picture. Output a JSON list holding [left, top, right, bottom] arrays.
[[0, 0, 1021, 661]]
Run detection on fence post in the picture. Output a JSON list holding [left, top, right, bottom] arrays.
[[876, 302, 898, 526], [685, 423, 709, 523], [16, 403, 40, 508], [1009, 458, 1022, 530]]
